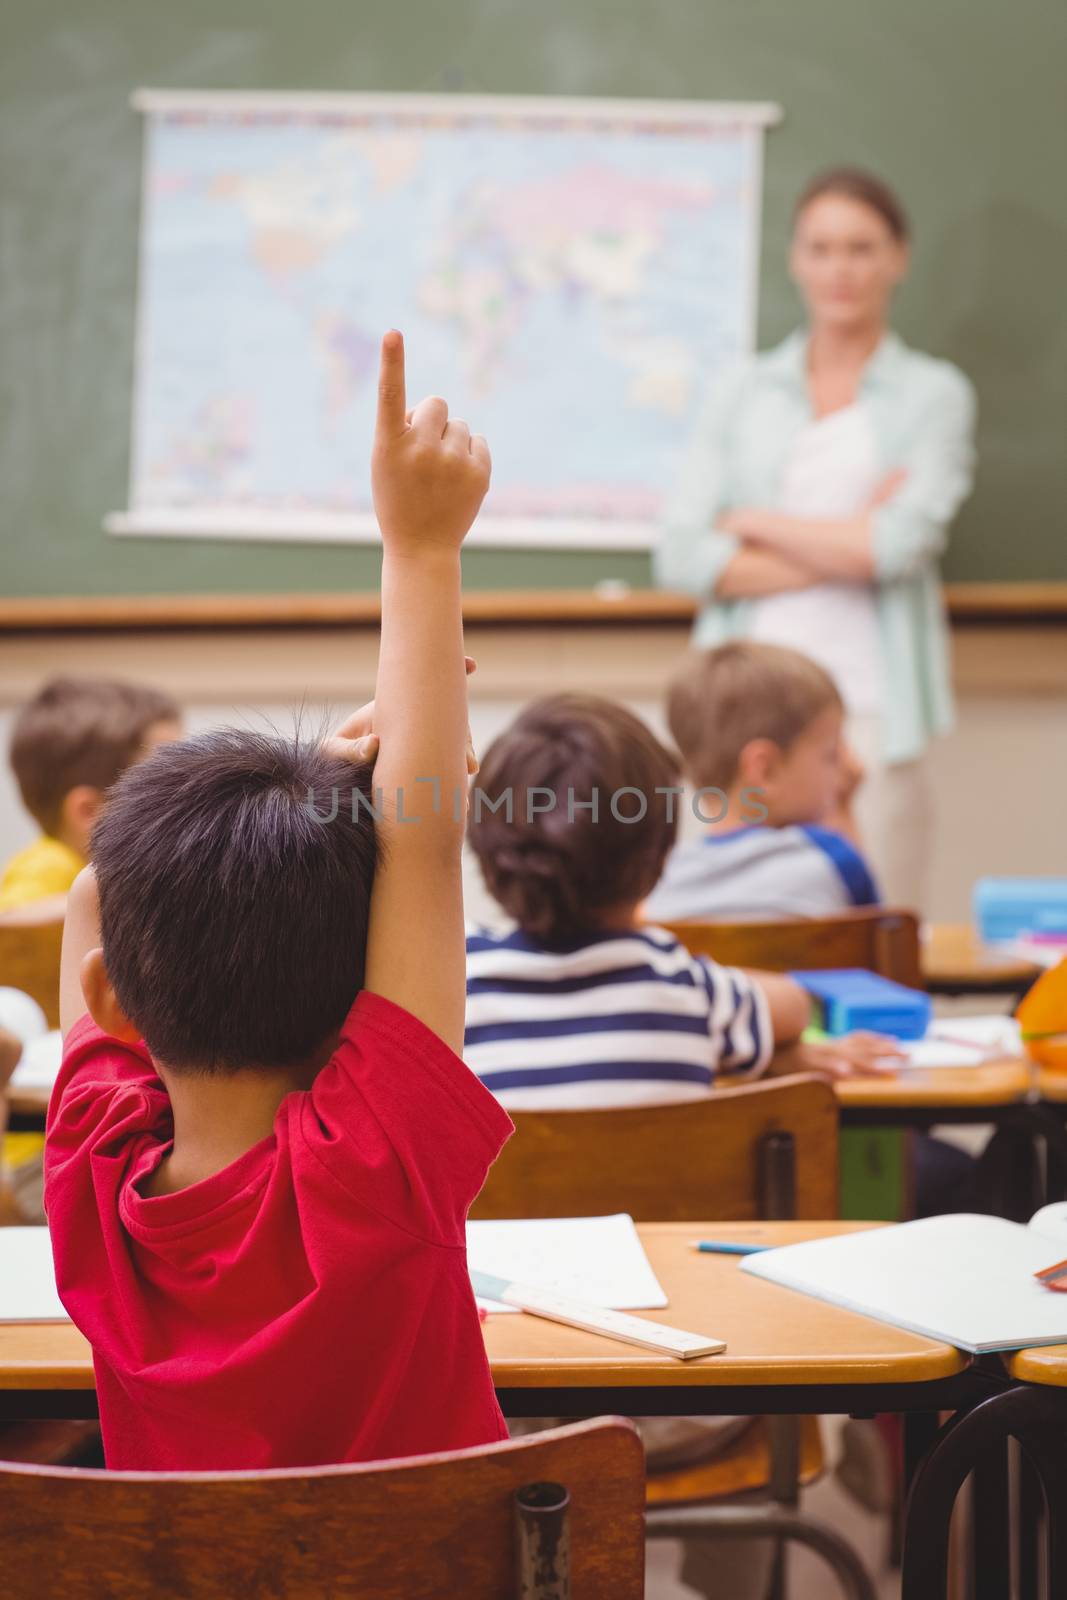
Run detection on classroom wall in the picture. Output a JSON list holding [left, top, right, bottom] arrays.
[[1, 625, 1064, 923], [3, 0, 1066, 599]]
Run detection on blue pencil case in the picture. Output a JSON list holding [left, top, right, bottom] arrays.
[[789, 967, 932, 1040], [974, 878, 1067, 943]]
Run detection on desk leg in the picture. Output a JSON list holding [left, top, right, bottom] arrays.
[[976, 1120, 1039, 1222], [903, 1411, 941, 1495], [1027, 1103, 1067, 1207]]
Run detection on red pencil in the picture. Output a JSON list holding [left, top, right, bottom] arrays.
[[1034, 1256, 1067, 1292]]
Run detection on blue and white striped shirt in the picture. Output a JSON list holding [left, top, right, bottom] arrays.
[[464, 924, 772, 1109], [644, 824, 880, 924]]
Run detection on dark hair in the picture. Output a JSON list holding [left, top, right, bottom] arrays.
[[668, 642, 842, 791], [794, 167, 910, 242], [92, 729, 377, 1073], [11, 677, 180, 835], [468, 694, 679, 946]]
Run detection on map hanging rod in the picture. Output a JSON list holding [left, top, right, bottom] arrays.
[[130, 89, 783, 127]]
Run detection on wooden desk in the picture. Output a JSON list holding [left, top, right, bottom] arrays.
[[0, 1321, 89, 1397], [3, 1221, 1049, 1600], [6, 1084, 50, 1122], [921, 923, 1042, 998], [1035, 1068, 1067, 1106], [1008, 1344, 1067, 1388], [835, 1055, 1032, 1124], [0, 1222, 969, 1422], [485, 1223, 963, 1402], [834, 1056, 1062, 1222]]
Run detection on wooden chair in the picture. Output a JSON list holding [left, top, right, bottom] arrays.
[[471, 1074, 838, 1222], [0, 906, 65, 1027], [470, 1079, 872, 1600], [0, 1418, 644, 1600], [656, 906, 923, 989]]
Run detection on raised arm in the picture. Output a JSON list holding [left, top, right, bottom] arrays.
[[362, 332, 490, 1053]]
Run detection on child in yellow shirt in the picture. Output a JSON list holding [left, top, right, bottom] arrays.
[[0, 678, 181, 911], [0, 678, 181, 1219]]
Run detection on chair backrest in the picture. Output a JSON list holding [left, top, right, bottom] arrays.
[[0, 910, 65, 1027], [471, 1074, 838, 1223], [656, 907, 923, 989], [0, 1418, 644, 1600]]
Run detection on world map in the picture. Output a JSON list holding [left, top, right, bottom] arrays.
[[125, 97, 768, 547]]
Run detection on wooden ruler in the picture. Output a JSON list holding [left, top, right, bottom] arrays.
[[471, 1270, 725, 1361]]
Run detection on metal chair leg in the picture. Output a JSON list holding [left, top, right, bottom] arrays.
[[1015, 1439, 1043, 1600], [970, 1439, 1011, 1600], [647, 1504, 878, 1600], [901, 1384, 1067, 1600]]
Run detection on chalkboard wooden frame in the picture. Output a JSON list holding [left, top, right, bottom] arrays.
[[1, 585, 1065, 633]]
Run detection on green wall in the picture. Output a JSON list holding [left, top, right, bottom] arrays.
[[3, 0, 1065, 598]]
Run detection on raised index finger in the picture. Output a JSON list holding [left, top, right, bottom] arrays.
[[375, 330, 407, 438]]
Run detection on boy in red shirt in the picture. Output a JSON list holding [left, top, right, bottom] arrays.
[[45, 334, 513, 1471]]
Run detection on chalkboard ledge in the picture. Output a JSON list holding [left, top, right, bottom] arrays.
[[1, 585, 1065, 633]]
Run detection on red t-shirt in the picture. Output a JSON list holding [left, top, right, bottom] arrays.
[[44, 991, 513, 1471]]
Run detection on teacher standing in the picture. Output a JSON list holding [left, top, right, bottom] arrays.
[[655, 169, 976, 909]]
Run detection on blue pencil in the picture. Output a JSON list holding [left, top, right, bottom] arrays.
[[689, 1240, 770, 1256]]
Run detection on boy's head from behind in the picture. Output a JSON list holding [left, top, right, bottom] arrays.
[[667, 642, 844, 828], [11, 677, 182, 856], [468, 694, 679, 946], [86, 730, 377, 1074]]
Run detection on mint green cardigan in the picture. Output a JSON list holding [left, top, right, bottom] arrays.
[[653, 330, 977, 763]]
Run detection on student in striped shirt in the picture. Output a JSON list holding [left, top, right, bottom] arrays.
[[465, 693, 892, 1600], [465, 693, 893, 1108]]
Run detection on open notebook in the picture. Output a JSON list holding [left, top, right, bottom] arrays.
[[467, 1213, 668, 1314], [0, 1229, 67, 1322], [742, 1207, 1067, 1354], [875, 1014, 1021, 1070]]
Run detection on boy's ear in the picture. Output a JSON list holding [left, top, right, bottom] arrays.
[[80, 948, 141, 1044], [61, 785, 105, 854], [736, 737, 781, 788]]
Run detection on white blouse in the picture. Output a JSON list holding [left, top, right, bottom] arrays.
[[748, 402, 883, 715]]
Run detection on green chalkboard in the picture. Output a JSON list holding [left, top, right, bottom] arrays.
[[3, 0, 1065, 600]]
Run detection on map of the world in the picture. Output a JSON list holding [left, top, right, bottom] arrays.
[[114, 93, 775, 548]]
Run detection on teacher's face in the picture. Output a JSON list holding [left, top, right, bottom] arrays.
[[789, 194, 908, 333]]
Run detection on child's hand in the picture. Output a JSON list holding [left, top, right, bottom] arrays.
[[836, 741, 866, 807], [325, 658, 479, 774], [794, 1031, 904, 1082], [371, 331, 490, 556]]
